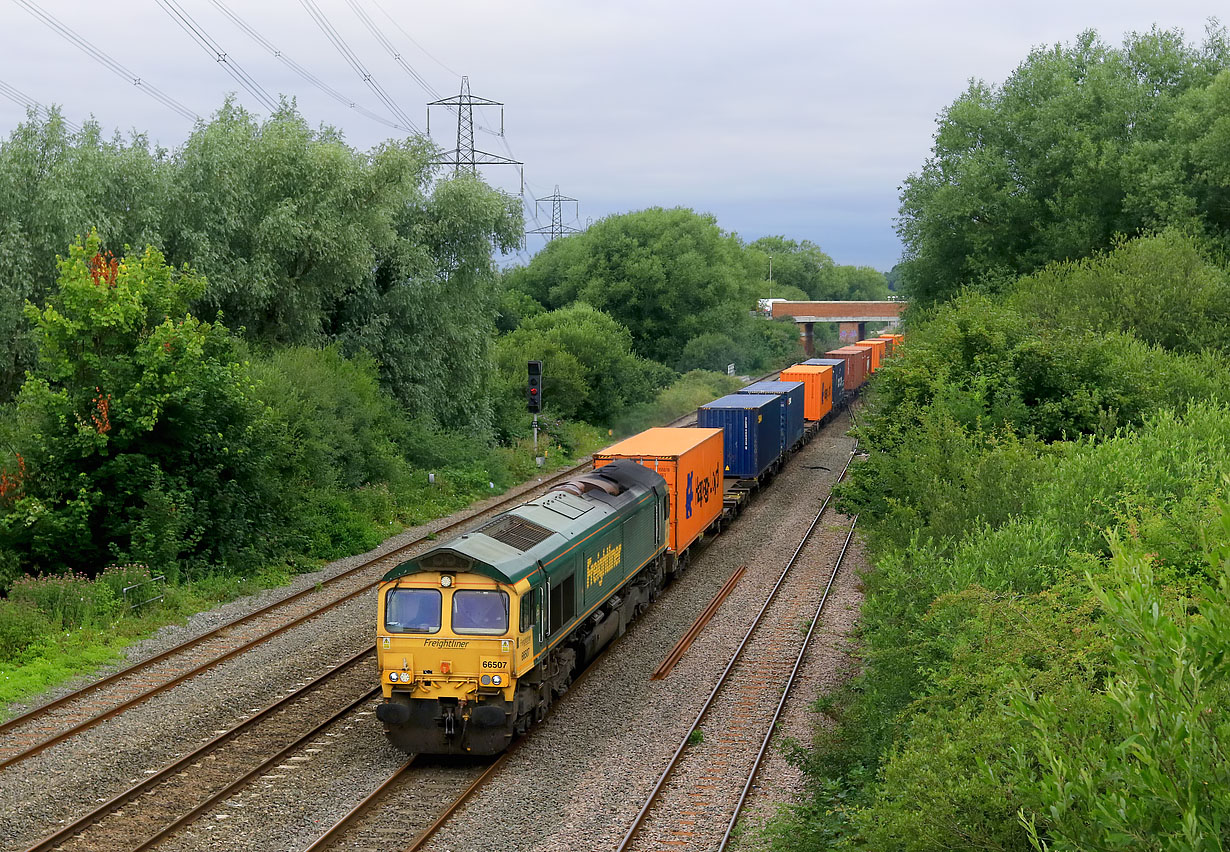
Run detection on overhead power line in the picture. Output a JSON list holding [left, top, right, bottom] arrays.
[[208, 0, 410, 132], [345, 0, 441, 100], [155, 0, 277, 112], [355, 0, 503, 139], [11, 0, 199, 122], [297, 0, 420, 132], [0, 78, 81, 134], [370, 0, 462, 79]]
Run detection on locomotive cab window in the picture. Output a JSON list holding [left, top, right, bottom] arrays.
[[385, 588, 442, 634], [452, 590, 510, 635]]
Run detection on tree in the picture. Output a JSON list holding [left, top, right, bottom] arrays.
[[747, 236, 890, 300], [747, 236, 837, 299], [505, 208, 759, 364], [0, 233, 274, 577], [492, 304, 672, 431], [0, 111, 167, 399], [335, 172, 523, 434], [897, 25, 1230, 305], [163, 99, 437, 345]]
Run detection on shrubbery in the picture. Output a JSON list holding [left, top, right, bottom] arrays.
[[761, 229, 1230, 850], [0, 233, 276, 580], [614, 370, 744, 435]]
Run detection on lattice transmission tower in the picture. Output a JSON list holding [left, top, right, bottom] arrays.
[[427, 76, 522, 186], [527, 185, 581, 243]]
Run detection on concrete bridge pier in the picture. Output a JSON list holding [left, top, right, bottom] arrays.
[[799, 322, 815, 356], [839, 321, 866, 343]]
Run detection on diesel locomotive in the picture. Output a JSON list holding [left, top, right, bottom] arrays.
[[375, 460, 671, 754]]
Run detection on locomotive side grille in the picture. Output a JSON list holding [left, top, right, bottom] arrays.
[[477, 515, 555, 551]]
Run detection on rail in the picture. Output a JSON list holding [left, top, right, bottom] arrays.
[[616, 445, 858, 851]]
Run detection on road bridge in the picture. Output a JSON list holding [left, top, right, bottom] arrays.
[[769, 300, 906, 355]]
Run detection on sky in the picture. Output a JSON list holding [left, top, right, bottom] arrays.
[[0, 0, 1222, 271]]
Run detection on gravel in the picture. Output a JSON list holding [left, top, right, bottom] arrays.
[[416, 410, 861, 852]]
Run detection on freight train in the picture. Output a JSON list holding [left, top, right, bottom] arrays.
[[374, 334, 902, 755]]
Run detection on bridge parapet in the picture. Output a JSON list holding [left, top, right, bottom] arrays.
[[769, 300, 906, 321]]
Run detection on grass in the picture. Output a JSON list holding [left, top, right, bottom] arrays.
[[0, 568, 279, 712]]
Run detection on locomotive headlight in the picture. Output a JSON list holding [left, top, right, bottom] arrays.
[[440, 575, 453, 587], [399, 671, 412, 683], [388, 671, 398, 682], [492, 674, 502, 686]]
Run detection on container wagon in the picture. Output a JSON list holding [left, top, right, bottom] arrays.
[[857, 339, 885, 371], [824, 346, 870, 391], [778, 364, 833, 423], [736, 380, 805, 451], [803, 358, 845, 407], [593, 427, 724, 571], [697, 393, 783, 480]]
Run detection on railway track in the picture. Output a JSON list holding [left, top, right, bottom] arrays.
[[0, 371, 781, 776], [0, 462, 596, 774], [7, 370, 787, 852], [303, 751, 507, 852], [21, 646, 378, 852], [615, 449, 859, 852], [322, 406, 858, 852]]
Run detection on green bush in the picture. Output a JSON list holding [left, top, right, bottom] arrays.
[[786, 398, 1230, 849], [0, 233, 277, 579], [492, 303, 673, 433], [614, 370, 744, 435], [1015, 512, 1230, 852], [0, 600, 53, 660]]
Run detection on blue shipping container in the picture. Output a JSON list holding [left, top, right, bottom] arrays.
[[804, 358, 845, 403], [737, 381, 805, 451], [698, 393, 783, 479]]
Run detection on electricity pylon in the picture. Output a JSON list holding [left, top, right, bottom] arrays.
[[527, 185, 581, 242], [427, 76, 522, 184]]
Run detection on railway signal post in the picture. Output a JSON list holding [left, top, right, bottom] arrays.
[[528, 360, 543, 455]]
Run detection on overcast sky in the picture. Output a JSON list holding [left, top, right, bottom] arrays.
[[0, 1, 1222, 270]]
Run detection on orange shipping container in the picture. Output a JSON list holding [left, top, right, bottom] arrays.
[[593, 427, 724, 556], [778, 364, 833, 422], [872, 336, 895, 357], [857, 339, 885, 371]]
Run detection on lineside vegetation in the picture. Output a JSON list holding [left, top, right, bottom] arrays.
[[754, 23, 1230, 852]]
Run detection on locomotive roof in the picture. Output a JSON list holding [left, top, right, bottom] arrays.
[[381, 460, 664, 586]]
